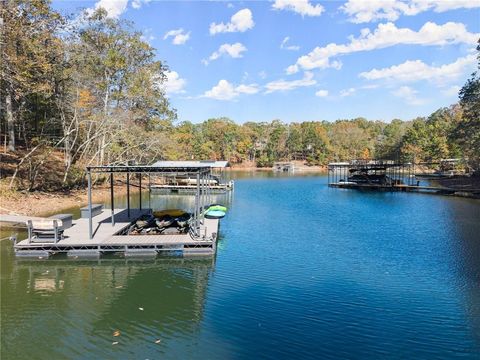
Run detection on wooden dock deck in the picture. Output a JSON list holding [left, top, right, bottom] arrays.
[[12, 208, 219, 258]]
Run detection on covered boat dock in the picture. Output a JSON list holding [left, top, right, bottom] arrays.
[[149, 160, 234, 194], [13, 164, 224, 258]]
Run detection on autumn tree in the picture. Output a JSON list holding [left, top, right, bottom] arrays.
[[1, 0, 64, 151], [455, 39, 480, 170]]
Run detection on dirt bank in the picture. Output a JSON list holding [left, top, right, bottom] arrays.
[[0, 184, 132, 217]]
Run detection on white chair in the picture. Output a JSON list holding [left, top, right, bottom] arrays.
[[26, 219, 64, 243]]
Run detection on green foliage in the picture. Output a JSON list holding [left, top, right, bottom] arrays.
[[455, 63, 480, 169], [2, 1, 479, 193]]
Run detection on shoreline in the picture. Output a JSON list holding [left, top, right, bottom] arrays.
[[0, 167, 326, 219], [228, 166, 327, 172], [0, 184, 132, 219], [4, 170, 476, 221]]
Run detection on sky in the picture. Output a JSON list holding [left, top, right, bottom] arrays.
[[52, 0, 480, 124]]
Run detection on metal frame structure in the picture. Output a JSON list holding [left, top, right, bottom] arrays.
[[86, 165, 214, 240], [328, 159, 415, 187], [149, 160, 233, 194]]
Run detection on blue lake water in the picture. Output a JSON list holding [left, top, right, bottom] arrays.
[[1, 173, 480, 359]]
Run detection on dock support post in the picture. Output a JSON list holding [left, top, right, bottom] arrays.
[[207, 173, 211, 206], [127, 170, 130, 218], [148, 174, 151, 210], [110, 172, 115, 226], [88, 169, 93, 239], [196, 172, 200, 237], [139, 173, 142, 210], [201, 172, 205, 218]]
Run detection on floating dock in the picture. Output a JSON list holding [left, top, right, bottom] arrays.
[[9, 162, 228, 259], [273, 162, 295, 172], [328, 159, 480, 198], [12, 208, 219, 258], [149, 160, 233, 194]]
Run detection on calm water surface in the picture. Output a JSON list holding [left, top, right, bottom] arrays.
[[1, 173, 480, 359]]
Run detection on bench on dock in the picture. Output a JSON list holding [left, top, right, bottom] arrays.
[[80, 204, 103, 218], [48, 213, 73, 229], [26, 219, 64, 243]]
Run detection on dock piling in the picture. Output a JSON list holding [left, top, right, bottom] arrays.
[[88, 169, 93, 239], [110, 172, 115, 226]]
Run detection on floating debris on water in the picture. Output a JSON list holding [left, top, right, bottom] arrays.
[[155, 339, 161, 344], [112, 341, 119, 345], [139, 307, 144, 311], [113, 330, 121, 337]]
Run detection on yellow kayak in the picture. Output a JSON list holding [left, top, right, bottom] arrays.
[[153, 209, 186, 217]]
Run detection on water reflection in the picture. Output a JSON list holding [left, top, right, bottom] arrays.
[[1, 257, 215, 359]]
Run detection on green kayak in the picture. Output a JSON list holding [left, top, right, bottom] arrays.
[[207, 204, 227, 212]]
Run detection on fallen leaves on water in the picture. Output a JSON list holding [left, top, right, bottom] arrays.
[[155, 339, 161, 344], [115, 286, 123, 289], [113, 330, 121, 337], [139, 307, 144, 311], [112, 341, 119, 345]]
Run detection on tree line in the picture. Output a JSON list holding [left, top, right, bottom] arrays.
[[0, 1, 479, 191]]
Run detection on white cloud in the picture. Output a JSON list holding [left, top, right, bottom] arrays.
[[265, 72, 316, 93], [236, 84, 260, 94], [87, 0, 128, 18], [442, 85, 461, 97], [203, 80, 259, 100], [210, 8, 254, 35], [341, 0, 480, 23], [163, 28, 190, 45], [132, 0, 151, 10], [340, 88, 356, 97], [272, 0, 324, 17], [163, 71, 186, 95], [359, 54, 477, 85], [315, 89, 329, 97], [287, 21, 478, 73], [280, 37, 300, 51], [441, 85, 462, 98], [391, 86, 425, 105], [203, 43, 247, 65]]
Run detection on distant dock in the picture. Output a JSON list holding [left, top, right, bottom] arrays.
[[328, 159, 480, 198], [149, 160, 234, 194], [150, 182, 233, 194]]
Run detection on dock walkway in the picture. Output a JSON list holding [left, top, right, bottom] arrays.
[[0, 214, 51, 227]]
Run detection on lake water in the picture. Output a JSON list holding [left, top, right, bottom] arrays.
[[1, 173, 480, 359]]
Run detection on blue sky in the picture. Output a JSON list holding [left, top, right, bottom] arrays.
[[53, 0, 480, 123]]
